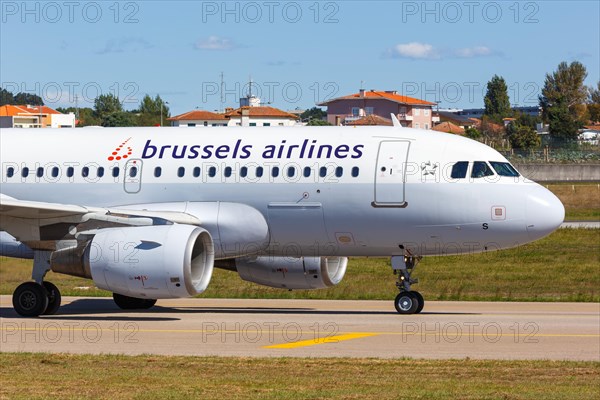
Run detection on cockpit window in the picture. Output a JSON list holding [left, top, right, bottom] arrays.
[[490, 161, 520, 177], [451, 162, 469, 179], [471, 161, 494, 178]]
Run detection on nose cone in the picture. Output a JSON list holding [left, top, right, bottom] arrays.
[[525, 185, 565, 241]]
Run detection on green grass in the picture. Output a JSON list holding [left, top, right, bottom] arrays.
[[1, 229, 598, 302], [545, 183, 600, 221], [0, 353, 598, 400]]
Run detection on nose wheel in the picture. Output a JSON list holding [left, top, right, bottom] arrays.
[[394, 290, 424, 314], [392, 255, 424, 314]]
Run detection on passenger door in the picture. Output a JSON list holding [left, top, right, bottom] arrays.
[[373, 141, 410, 206]]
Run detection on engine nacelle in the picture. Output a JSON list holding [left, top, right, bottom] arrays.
[[51, 224, 214, 299], [235, 256, 347, 289]]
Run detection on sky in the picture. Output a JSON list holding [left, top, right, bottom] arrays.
[[1, 0, 599, 115]]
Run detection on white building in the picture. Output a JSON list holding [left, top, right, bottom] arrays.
[[0, 105, 75, 128], [168, 110, 228, 127], [170, 94, 299, 128]]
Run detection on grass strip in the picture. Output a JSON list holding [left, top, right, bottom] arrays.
[[1, 353, 598, 400]]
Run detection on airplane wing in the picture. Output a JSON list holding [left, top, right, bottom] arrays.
[[0, 195, 202, 249]]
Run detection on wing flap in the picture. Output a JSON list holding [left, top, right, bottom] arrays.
[[0, 197, 202, 247]]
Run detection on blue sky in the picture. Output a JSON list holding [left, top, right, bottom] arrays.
[[1, 1, 598, 114]]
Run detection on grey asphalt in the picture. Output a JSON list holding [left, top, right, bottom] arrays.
[[1, 296, 598, 360]]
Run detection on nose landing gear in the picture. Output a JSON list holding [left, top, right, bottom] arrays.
[[392, 254, 424, 314]]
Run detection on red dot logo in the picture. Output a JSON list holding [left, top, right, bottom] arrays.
[[107, 138, 133, 161]]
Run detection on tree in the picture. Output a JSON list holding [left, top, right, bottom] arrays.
[[300, 107, 327, 122], [506, 122, 540, 149], [464, 126, 481, 139], [547, 100, 582, 142], [307, 119, 332, 126], [0, 88, 44, 106], [102, 111, 137, 127], [513, 112, 542, 131], [0, 87, 15, 106], [94, 93, 122, 119], [587, 82, 600, 123], [540, 61, 588, 120], [137, 94, 169, 126], [484, 75, 511, 122], [56, 107, 100, 126], [14, 92, 44, 105]]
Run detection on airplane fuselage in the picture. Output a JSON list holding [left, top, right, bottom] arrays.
[[0, 126, 564, 258]]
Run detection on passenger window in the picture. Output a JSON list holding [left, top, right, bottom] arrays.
[[272, 166, 280, 177], [240, 166, 248, 178], [130, 167, 138, 178], [82, 167, 90, 178], [224, 167, 232, 178], [335, 166, 343, 178], [490, 161, 520, 177], [287, 166, 296, 178], [209, 166, 216, 177], [67, 167, 74, 177], [52, 167, 59, 178], [451, 162, 469, 179], [7, 167, 14, 178], [193, 167, 201, 178], [351, 166, 360, 177], [97, 167, 104, 178], [256, 166, 264, 178], [177, 167, 185, 178], [112, 167, 120, 178], [154, 167, 162, 177], [319, 166, 327, 178], [303, 166, 311, 178], [36, 167, 44, 178], [471, 161, 494, 178], [22, 167, 29, 178]]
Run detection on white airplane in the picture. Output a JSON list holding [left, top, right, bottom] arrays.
[[0, 117, 564, 317]]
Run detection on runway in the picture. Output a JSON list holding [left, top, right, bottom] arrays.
[[1, 296, 598, 361]]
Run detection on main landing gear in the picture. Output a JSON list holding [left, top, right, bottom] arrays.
[[392, 254, 424, 314], [12, 252, 62, 317]]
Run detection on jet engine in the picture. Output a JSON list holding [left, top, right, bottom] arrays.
[[233, 256, 347, 289], [51, 224, 214, 299]]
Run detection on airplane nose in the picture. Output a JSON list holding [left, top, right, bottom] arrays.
[[525, 185, 565, 241]]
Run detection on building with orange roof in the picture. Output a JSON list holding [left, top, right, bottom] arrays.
[[432, 121, 465, 135], [223, 105, 299, 127], [0, 105, 75, 128], [170, 92, 300, 128], [168, 110, 228, 127], [318, 89, 437, 128], [346, 114, 393, 126]]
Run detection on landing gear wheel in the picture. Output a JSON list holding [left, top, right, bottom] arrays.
[[113, 293, 156, 310], [13, 282, 49, 317], [394, 292, 419, 314], [413, 291, 424, 314], [42, 282, 61, 315]]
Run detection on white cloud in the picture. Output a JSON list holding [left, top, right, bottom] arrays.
[[96, 37, 153, 55], [391, 42, 440, 60], [387, 42, 497, 60], [194, 36, 237, 51], [455, 46, 492, 58]]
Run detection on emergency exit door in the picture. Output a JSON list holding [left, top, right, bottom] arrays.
[[124, 159, 143, 194]]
